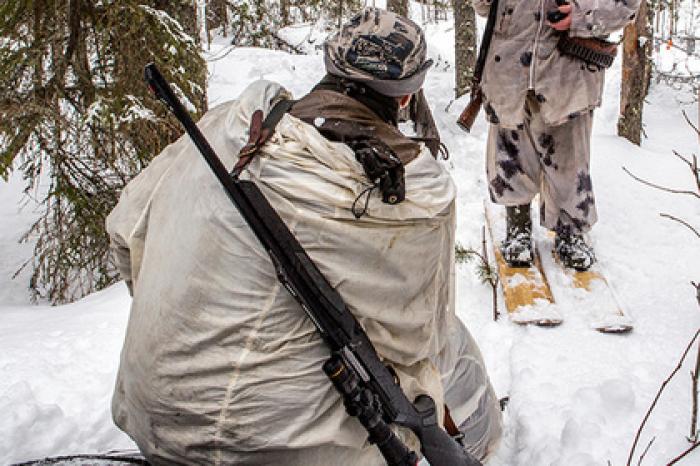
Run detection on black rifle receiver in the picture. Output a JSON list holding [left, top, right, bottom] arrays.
[[144, 63, 483, 466]]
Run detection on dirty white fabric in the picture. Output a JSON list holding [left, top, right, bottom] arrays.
[[486, 92, 596, 233], [475, 0, 640, 128], [107, 80, 501, 465]]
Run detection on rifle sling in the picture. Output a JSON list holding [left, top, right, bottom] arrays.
[[233, 99, 296, 175], [472, 0, 500, 88]]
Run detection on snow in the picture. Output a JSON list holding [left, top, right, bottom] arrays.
[[119, 96, 157, 124], [2, 8, 700, 466], [0, 285, 135, 463], [276, 22, 328, 55], [0, 173, 38, 306]]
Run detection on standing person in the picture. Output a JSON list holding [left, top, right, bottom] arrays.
[[107, 8, 502, 465], [475, 0, 640, 270]]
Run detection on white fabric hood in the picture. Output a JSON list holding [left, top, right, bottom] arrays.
[[106, 80, 500, 465]]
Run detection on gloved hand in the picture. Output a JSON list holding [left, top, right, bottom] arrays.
[[547, 0, 572, 30]]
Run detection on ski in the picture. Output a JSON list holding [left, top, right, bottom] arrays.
[[544, 232, 634, 334], [484, 203, 562, 326]]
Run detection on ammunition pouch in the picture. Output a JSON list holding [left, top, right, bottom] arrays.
[[557, 35, 618, 70]]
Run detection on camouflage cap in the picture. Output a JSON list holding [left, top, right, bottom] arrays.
[[323, 8, 433, 97]]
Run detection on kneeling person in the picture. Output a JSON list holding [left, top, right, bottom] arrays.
[[107, 8, 502, 465]]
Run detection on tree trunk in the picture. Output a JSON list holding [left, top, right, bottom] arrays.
[[387, 0, 409, 18], [206, 0, 229, 36], [281, 0, 290, 26], [453, 0, 477, 98], [338, 0, 343, 29], [617, 0, 652, 146], [195, 0, 208, 48]]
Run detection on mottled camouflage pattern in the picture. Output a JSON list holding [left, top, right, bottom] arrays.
[[475, 0, 640, 128], [324, 7, 433, 97], [487, 93, 597, 234]]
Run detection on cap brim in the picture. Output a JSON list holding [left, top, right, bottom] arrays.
[[324, 55, 433, 97]]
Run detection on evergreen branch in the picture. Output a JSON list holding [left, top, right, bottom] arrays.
[[456, 227, 500, 320], [454, 243, 475, 264], [1, 0, 208, 303]]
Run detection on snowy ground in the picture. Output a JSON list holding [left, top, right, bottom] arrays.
[[2, 11, 700, 466]]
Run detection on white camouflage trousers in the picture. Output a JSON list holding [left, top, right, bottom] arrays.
[[486, 93, 597, 234]]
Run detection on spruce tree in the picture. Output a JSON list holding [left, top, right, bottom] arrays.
[[0, 0, 207, 303]]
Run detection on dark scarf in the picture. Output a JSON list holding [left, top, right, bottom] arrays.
[[310, 74, 400, 127], [289, 76, 421, 166]]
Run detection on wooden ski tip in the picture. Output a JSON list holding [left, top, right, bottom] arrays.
[[510, 309, 563, 327], [595, 324, 634, 334], [512, 317, 563, 327], [535, 319, 563, 327]]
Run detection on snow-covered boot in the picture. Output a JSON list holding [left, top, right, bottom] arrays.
[[501, 204, 533, 267], [555, 230, 596, 271]]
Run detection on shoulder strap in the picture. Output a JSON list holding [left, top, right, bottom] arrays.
[[233, 99, 296, 176], [263, 99, 296, 132]]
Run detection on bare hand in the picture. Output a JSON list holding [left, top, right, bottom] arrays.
[[548, 4, 572, 31]]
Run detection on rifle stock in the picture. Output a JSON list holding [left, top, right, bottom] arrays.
[[456, 89, 482, 133], [455, 0, 499, 133]]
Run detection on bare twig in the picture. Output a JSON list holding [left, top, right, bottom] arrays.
[[622, 166, 700, 199], [444, 98, 455, 113], [481, 225, 500, 321], [670, 151, 700, 193], [682, 110, 700, 138], [627, 328, 700, 466], [690, 341, 700, 442], [667, 440, 700, 465], [671, 150, 694, 169], [455, 229, 500, 321], [637, 436, 655, 466], [660, 213, 700, 239], [693, 282, 700, 307]]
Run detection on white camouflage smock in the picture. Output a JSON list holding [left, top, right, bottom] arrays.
[[476, 0, 641, 128], [475, 0, 640, 233], [106, 81, 502, 465]]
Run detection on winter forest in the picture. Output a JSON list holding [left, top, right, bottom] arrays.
[[1, 0, 699, 464]]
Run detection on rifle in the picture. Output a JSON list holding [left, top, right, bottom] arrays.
[[456, 0, 500, 132], [144, 63, 483, 466]]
